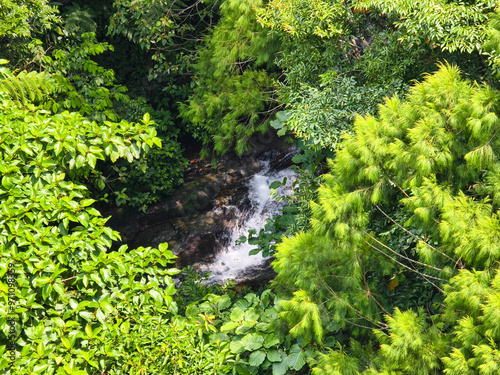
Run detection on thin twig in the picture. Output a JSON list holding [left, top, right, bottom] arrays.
[[361, 237, 444, 293], [374, 204, 456, 263], [318, 273, 389, 330], [61, 275, 78, 283], [362, 229, 445, 273]]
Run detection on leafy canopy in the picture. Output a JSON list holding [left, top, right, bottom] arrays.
[[358, 0, 496, 53]]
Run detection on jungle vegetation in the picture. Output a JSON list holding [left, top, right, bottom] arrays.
[[3, 0, 500, 374]]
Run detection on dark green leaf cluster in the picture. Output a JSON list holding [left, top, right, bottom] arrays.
[[32, 30, 188, 210], [43, 32, 129, 123], [91, 106, 188, 211], [108, 0, 214, 83]]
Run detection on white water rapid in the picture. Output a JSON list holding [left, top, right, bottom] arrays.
[[197, 158, 297, 284]]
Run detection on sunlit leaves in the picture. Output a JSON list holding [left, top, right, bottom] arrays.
[[358, 0, 495, 54], [0, 83, 178, 374], [257, 0, 347, 39], [274, 64, 500, 373]]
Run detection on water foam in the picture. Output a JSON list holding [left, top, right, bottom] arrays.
[[198, 158, 296, 284]]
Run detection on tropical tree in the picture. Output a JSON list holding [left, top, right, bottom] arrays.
[[180, 0, 282, 157], [358, 0, 496, 54], [0, 0, 59, 70], [273, 64, 500, 373], [107, 0, 216, 106]]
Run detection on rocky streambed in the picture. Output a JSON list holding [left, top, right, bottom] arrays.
[[100, 138, 297, 287]]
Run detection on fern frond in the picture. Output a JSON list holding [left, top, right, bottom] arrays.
[[0, 70, 56, 107]]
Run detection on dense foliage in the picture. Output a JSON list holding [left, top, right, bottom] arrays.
[[0, 68, 183, 373], [5, 0, 500, 374], [275, 64, 500, 373], [180, 0, 281, 157]]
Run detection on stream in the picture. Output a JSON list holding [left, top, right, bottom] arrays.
[[104, 146, 298, 287], [196, 157, 297, 285]]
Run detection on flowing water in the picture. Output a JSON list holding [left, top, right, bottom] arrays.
[[196, 157, 297, 284]]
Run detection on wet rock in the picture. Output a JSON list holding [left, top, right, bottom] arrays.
[[177, 232, 217, 267], [269, 148, 299, 172], [233, 258, 277, 289]]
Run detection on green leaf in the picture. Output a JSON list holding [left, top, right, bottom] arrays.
[[230, 307, 245, 322], [272, 353, 288, 375], [100, 268, 111, 283], [287, 344, 306, 371], [85, 324, 93, 338], [291, 154, 307, 164], [218, 294, 232, 310], [248, 248, 260, 256], [270, 181, 282, 189], [230, 340, 244, 354], [1, 176, 13, 190], [75, 154, 86, 168], [185, 303, 200, 318], [96, 308, 106, 323], [264, 333, 280, 348], [33, 364, 49, 373], [233, 299, 249, 311], [221, 321, 239, 332], [149, 290, 163, 304], [210, 332, 230, 343], [79, 311, 94, 322], [240, 333, 264, 351], [119, 320, 130, 334], [37, 341, 45, 357], [267, 350, 282, 362], [249, 350, 266, 367], [276, 111, 289, 122], [235, 325, 252, 335], [270, 119, 284, 130], [33, 277, 51, 287]]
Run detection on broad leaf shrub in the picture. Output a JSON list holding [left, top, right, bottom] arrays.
[[92, 107, 188, 212], [44, 32, 129, 123], [0, 90, 185, 374], [186, 288, 314, 375], [41, 33, 188, 211]]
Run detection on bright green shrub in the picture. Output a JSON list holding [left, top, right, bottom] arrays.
[[0, 83, 184, 373], [186, 288, 313, 375]]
